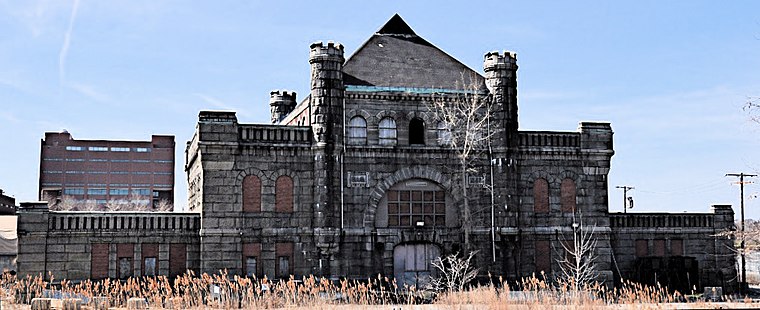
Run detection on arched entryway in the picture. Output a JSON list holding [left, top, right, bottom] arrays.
[[393, 243, 440, 288]]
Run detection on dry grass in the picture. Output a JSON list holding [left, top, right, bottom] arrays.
[[0, 271, 747, 309]]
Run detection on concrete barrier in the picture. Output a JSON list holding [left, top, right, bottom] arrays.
[[127, 297, 148, 309], [30, 298, 52, 310]]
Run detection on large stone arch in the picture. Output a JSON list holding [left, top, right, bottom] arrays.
[[364, 166, 458, 226]]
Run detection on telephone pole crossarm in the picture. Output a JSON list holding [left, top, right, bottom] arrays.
[[726, 172, 757, 294], [615, 185, 635, 213]]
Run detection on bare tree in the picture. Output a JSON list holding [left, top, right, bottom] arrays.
[[427, 251, 479, 293], [154, 199, 174, 212], [430, 76, 493, 249], [556, 215, 599, 291], [745, 97, 760, 124]]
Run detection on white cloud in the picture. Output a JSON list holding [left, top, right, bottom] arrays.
[[58, 0, 80, 84], [67, 81, 110, 103]]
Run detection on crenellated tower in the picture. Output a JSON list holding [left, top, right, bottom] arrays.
[[308, 41, 345, 275], [309, 41, 345, 145], [269, 90, 297, 124], [484, 51, 518, 148]]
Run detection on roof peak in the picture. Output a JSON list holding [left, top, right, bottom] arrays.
[[376, 14, 417, 36]]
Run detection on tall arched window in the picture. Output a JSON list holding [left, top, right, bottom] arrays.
[[409, 118, 425, 145], [561, 178, 576, 213], [533, 178, 549, 213], [379, 117, 397, 146], [275, 175, 293, 212], [347, 116, 367, 145], [436, 121, 451, 146], [243, 175, 261, 212]]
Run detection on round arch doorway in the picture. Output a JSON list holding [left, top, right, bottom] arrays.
[[393, 243, 441, 288]]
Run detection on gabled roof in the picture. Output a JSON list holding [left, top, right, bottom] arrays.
[[343, 14, 485, 91]]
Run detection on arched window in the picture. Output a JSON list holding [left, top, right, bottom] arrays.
[[275, 175, 293, 212], [379, 117, 397, 146], [436, 121, 451, 146], [242, 175, 261, 212], [378, 179, 448, 228], [533, 178, 549, 213], [347, 116, 367, 145], [560, 178, 576, 213], [409, 118, 425, 145]]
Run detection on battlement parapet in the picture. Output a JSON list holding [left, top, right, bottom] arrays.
[[199, 111, 237, 124], [610, 213, 715, 229], [45, 212, 200, 232], [238, 124, 312, 145], [309, 41, 345, 63], [270, 90, 297, 101], [484, 50, 517, 72], [518, 131, 580, 148]]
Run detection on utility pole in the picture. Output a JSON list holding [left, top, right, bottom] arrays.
[[616, 186, 634, 213], [726, 172, 756, 294]]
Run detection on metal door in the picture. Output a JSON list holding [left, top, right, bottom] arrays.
[[393, 243, 440, 288]]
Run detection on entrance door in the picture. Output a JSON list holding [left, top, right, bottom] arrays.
[[393, 243, 440, 288]]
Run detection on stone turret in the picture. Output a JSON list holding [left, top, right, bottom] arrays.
[[484, 51, 518, 147], [309, 41, 345, 145], [269, 90, 297, 124], [308, 41, 345, 276]]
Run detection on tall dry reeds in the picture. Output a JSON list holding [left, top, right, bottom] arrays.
[[0, 271, 722, 309]]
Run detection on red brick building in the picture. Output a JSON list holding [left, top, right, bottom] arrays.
[[38, 131, 175, 210]]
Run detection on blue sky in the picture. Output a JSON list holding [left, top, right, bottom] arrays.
[[1, 1, 760, 217]]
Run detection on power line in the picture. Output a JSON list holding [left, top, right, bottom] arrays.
[[726, 172, 756, 293]]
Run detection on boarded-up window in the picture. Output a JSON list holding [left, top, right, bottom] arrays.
[[276, 242, 294, 278], [533, 178, 549, 213], [169, 244, 187, 278], [91, 243, 109, 279], [347, 116, 367, 145], [653, 239, 666, 256], [142, 243, 158, 276], [144, 257, 157, 276], [246, 257, 258, 278], [379, 117, 397, 146], [671, 239, 684, 256], [243, 175, 261, 212], [243, 243, 261, 277], [275, 175, 294, 212], [535, 240, 551, 275], [409, 118, 425, 145], [560, 178, 576, 213], [635, 239, 648, 257], [117, 244, 134, 279], [436, 121, 451, 146]]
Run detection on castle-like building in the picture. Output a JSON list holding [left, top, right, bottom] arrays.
[[17, 15, 737, 292]]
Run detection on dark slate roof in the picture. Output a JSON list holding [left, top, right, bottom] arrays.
[[343, 14, 486, 91]]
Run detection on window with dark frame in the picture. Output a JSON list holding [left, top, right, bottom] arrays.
[[246, 257, 257, 277], [347, 116, 367, 145], [379, 117, 397, 146], [386, 190, 445, 227], [277, 256, 290, 278], [409, 118, 425, 145]]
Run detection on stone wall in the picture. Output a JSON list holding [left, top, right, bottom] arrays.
[[609, 205, 736, 291], [16, 202, 200, 281]]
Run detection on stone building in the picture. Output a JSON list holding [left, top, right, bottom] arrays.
[[17, 14, 737, 292]]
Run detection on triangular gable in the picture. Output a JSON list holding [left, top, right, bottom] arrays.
[[343, 14, 485, 91]]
